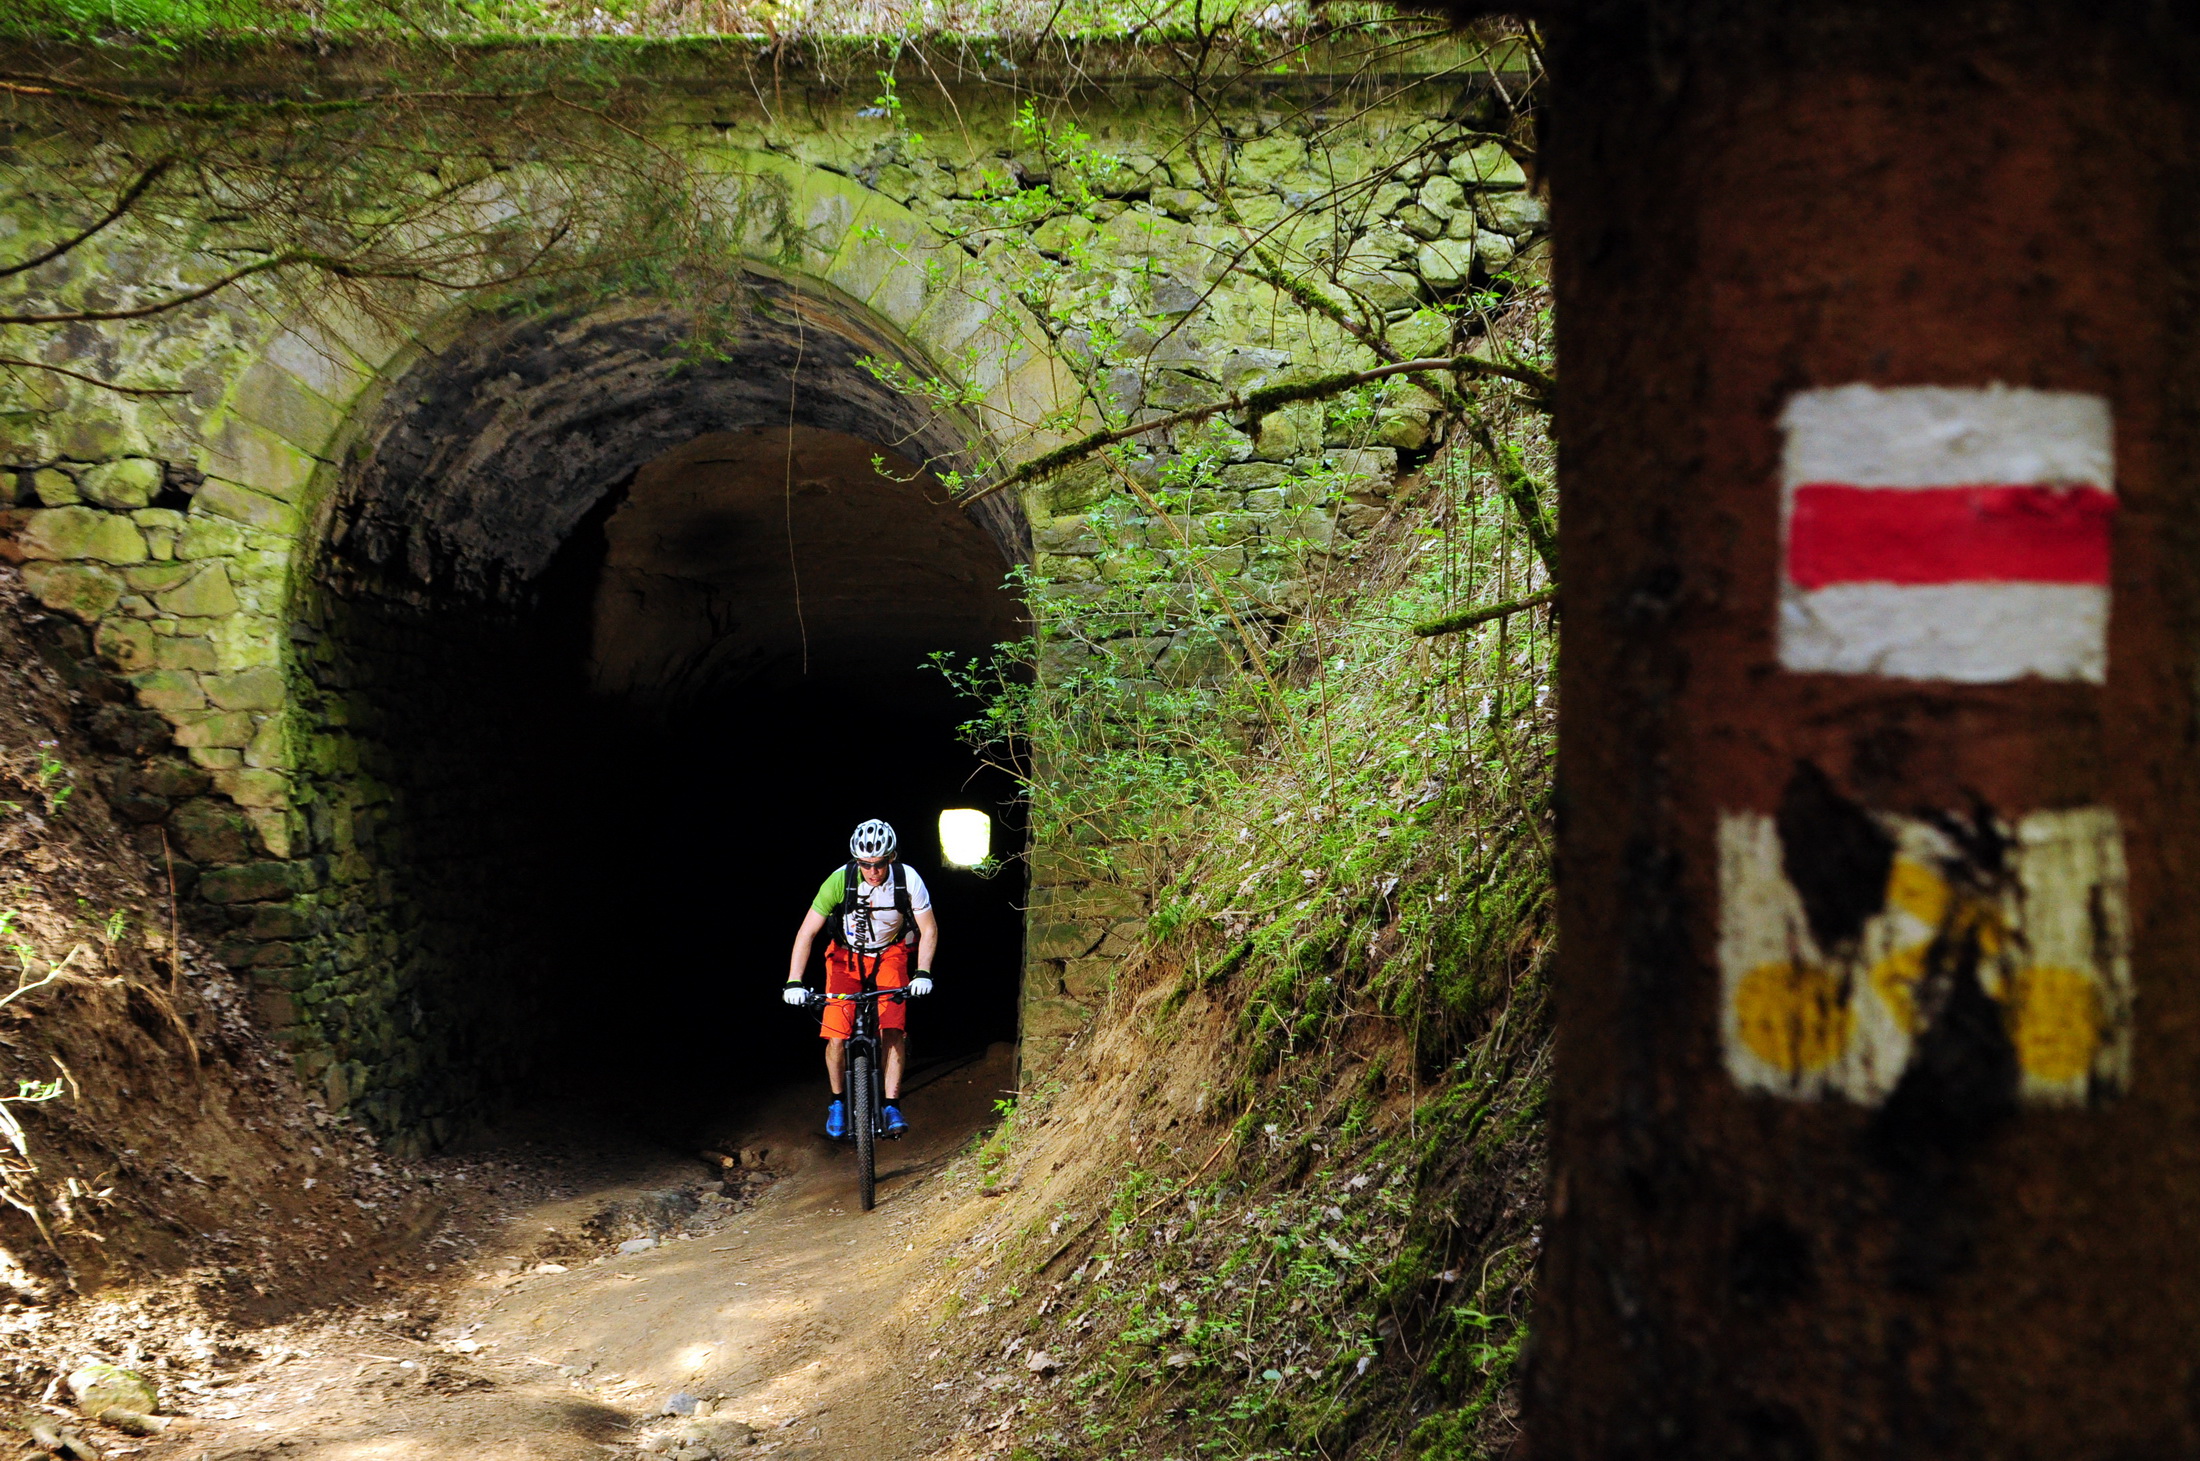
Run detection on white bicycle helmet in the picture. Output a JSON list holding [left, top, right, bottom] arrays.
[[850, 819, 898, 859]]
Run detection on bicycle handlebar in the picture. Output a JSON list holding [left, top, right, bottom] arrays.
[[799, 987, 926, 1009]]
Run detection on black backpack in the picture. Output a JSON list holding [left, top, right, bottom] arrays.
[[832, 861, 916, 950]]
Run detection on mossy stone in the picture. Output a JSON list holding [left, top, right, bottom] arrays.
[[155, 563, 242, 618], [205, 666, 285, 711], [95, 619, 157, 673], [1151, 188, 1212, 220], [125, 562, 201, 594], [173, 710, 255, 748], [212, 768, 289, 807], [1478, 191, 1548, 237], [178, 517, 246, 560], [199, 861, 308, 904], [129, 670, 207, 713], [1030, 214, 1099, 256], [173, 798, 255, 864], [1253, 404, 1319, 462], [79, 458, 163, 510], [137, 760, 210, 798], [155, 636, 218, 672], [1417, 175, 1465, 221], [1034, 515, 1102, 555], [67, 1363, 157, 1421], [244, 713, 286, 769], [194, 480, 301, 535], [29, 468, 79, 507], [21, 507, 147, 564], [21, 561, 124, 621], [1220, 462, 1289, 489], [1231, 134, 1305, 187], [1416, 237, 1475, 290], [1027, 920, 1103, 960], [1449, 143, 1527, 190]]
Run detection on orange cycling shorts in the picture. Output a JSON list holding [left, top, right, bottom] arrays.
[[820, 941, 912, 1040]]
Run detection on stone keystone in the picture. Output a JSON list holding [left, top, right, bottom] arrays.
[[20, 507, 148, 564], [155, 562, 241, 618]]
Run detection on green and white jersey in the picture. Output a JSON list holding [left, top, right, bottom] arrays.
[[810, 864, 932, 950]]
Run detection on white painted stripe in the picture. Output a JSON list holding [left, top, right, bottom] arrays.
[[1780, 383, 2114, 490], [1779, 582, 2107, 683]]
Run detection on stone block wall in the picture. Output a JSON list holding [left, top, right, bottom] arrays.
[[0, 34, 1537, 1134], [764, 61, 1546, 1075]]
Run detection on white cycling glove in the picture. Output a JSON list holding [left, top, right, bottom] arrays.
[[781, 984, 810, 1007], [908, 976, 934, 998]]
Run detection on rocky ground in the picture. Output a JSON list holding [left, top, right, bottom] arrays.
[[3, 1045, 1028, 1461]]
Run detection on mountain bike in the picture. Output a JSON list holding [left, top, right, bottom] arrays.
[[802, 985, 920, 1211]]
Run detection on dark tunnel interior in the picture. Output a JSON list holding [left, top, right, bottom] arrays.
[[299, 287, 1032, 1145], [525, 427, 1030, 1124]]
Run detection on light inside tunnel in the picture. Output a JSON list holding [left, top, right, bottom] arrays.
[[939, 809, 991, 868], [298, 285, 1034, 1144]]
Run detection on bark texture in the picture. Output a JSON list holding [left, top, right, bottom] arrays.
[[1533, 4, 2200, 1456]]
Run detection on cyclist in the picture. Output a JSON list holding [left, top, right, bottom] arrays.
[[782, 819, 938, 1140]]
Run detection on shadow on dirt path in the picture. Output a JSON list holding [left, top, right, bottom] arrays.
[[141, 1046, 1017, 1461]]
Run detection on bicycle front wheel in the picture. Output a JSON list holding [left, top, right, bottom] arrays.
[[850, 1051, 876, 1212]]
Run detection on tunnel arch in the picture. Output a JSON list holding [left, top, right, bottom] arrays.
[[320, 279, 1031, 603], [0, 52, 1517, 1153], [273, 277, 1041, 1147], [181, 159, 1088, 1147]]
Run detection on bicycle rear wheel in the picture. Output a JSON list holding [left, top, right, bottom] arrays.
[[851, 1052, 877, 1212]]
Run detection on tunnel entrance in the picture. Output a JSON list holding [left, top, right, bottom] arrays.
[[531, 425, 1028, 1118], [289, 288, 1031, 1145]]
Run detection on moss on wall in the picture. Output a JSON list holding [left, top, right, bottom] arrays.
[[0, 35, 1545, 1140]]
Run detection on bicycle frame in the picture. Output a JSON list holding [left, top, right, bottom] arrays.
[[800, 959, 913, 1212], [812, 987, 902, 1136]]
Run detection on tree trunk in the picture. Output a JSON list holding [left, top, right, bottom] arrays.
[[1533, 4, 2200, 1456]]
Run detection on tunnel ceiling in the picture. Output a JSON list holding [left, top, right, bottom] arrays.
[[590, 425, 1025, 700], [329, 277, 1030, 600]]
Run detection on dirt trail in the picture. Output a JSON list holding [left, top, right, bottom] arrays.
[[132, 1047, 1017, 1461]]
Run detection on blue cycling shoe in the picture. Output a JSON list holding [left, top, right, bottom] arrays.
[[882, 1103, 909, 1138], [825, 1098, 847, 1140]]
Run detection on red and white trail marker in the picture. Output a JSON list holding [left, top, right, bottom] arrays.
[[1777, 384, 2116, 683]]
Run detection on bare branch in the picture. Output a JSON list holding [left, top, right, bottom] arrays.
[[958, 354, 1549, 506], [0, 254, 307, 325], [0, 357, 189, 397], [0, 214, 586, 326], [0, 157, 175, 281]]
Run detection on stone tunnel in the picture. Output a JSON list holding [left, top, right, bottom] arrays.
[[286, 284, 1032, 1140], [0, 37, 1538, 1147]]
